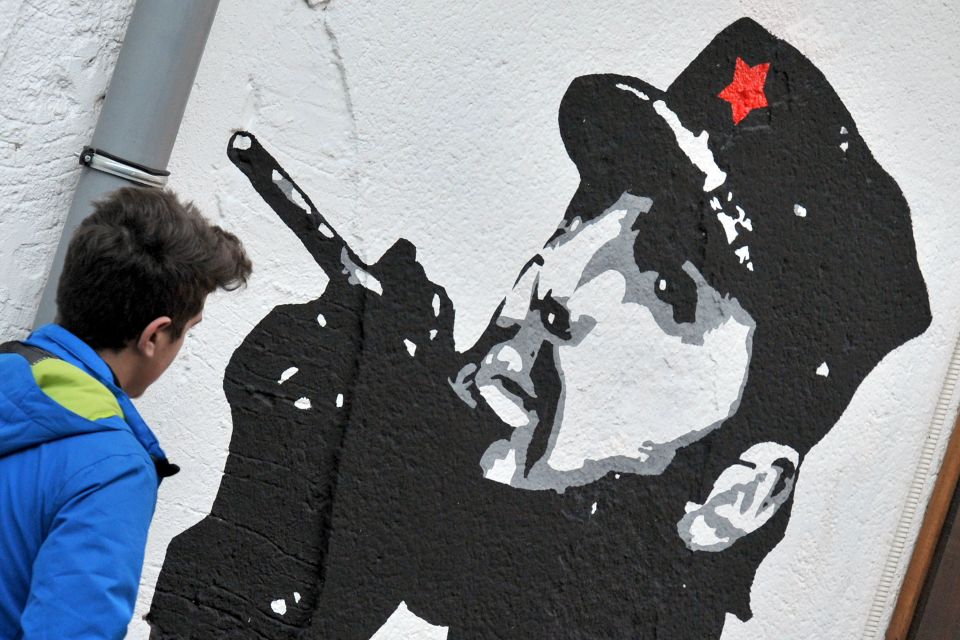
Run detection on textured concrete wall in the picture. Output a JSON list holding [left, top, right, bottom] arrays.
[[3, 2, 960, 639]]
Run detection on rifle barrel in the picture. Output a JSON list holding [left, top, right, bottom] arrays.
[[227, 131, 369, 278]]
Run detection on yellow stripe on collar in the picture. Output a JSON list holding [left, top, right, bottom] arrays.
[[31, 358, 124, 422]]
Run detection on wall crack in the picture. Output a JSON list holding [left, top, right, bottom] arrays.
[[321, 13, 357, 144]]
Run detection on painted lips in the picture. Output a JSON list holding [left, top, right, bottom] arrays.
[[476, 368, 548, 432]]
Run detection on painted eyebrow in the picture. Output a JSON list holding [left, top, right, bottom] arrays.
[[513, 254, 545, 287]]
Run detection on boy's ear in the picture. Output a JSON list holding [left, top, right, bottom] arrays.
[[136, 316, 174, 357], [677, 442, 799, 552]]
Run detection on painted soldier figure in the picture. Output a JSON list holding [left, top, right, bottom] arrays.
[[149, 18, 929, 639]]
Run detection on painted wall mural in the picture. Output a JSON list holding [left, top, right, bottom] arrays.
[[148, 18, 930, 639]]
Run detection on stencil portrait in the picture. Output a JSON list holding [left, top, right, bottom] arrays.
[[149, 18, 930, 639]]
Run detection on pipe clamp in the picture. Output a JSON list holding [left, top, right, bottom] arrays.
[[79, 147, 170, 188]]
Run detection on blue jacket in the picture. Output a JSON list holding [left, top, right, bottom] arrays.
[[0, 324, 172, 639]]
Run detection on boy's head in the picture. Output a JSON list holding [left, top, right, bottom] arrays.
[[56, 187, 252, 395]]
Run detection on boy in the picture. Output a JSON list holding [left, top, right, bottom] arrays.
[[0, 187, 252, 639]]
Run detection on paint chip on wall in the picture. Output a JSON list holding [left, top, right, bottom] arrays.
[[294, 397, 312, 410], [271, 598, 287, 615], [372, 602, 448, 639], [278, 367, 298, 384], [817, 362, 830, 377]]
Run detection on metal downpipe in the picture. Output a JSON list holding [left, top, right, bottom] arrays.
[[34, 0, 221, 326]]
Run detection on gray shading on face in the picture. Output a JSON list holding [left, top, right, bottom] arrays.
[[472, 192, 756, 492]]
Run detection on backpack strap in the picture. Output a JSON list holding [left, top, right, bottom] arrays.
[[2, 340, 123, 421], [0, 341, 56, 366]]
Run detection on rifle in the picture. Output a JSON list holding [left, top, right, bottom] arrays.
[[227, 131, 378, 292]]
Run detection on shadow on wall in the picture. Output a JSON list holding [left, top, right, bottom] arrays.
[[148, 18, 930, 640]]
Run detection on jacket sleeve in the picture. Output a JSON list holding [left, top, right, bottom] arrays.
[[19, 453, 158, 640]]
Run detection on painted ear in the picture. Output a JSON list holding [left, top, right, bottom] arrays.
[[677, 442, 799, 552]]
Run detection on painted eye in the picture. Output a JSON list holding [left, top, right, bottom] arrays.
[[536, 292, 572, 340], [653, 269, 698, 324]]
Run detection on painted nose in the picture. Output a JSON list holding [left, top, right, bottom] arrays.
[[473, 329, 550, 430], [479, 344, 536, 409], [481, 328, 545, 399], [479, 336, 563, 478]]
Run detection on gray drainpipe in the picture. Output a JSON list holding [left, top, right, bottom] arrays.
[[34, 0, 221, 326]]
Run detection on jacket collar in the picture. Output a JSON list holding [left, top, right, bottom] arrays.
[[24, 324, 172, 468]]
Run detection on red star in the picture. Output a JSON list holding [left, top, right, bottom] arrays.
[[718, 57, 771, 125]]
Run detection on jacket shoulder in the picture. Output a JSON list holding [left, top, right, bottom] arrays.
[[49, 426, 155, 477], [31, 358, 124, 422]]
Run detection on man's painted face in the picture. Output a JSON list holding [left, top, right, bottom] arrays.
[[471, 192, 756, 491]]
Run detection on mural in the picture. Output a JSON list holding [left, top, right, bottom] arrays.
[[148, 18, 930, 639]]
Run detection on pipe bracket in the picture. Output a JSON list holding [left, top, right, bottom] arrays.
[[79, 146, 170, 188]]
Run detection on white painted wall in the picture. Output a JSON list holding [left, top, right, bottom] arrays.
[[2, 1, 960, 638], [0, 0, 134, 340]]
